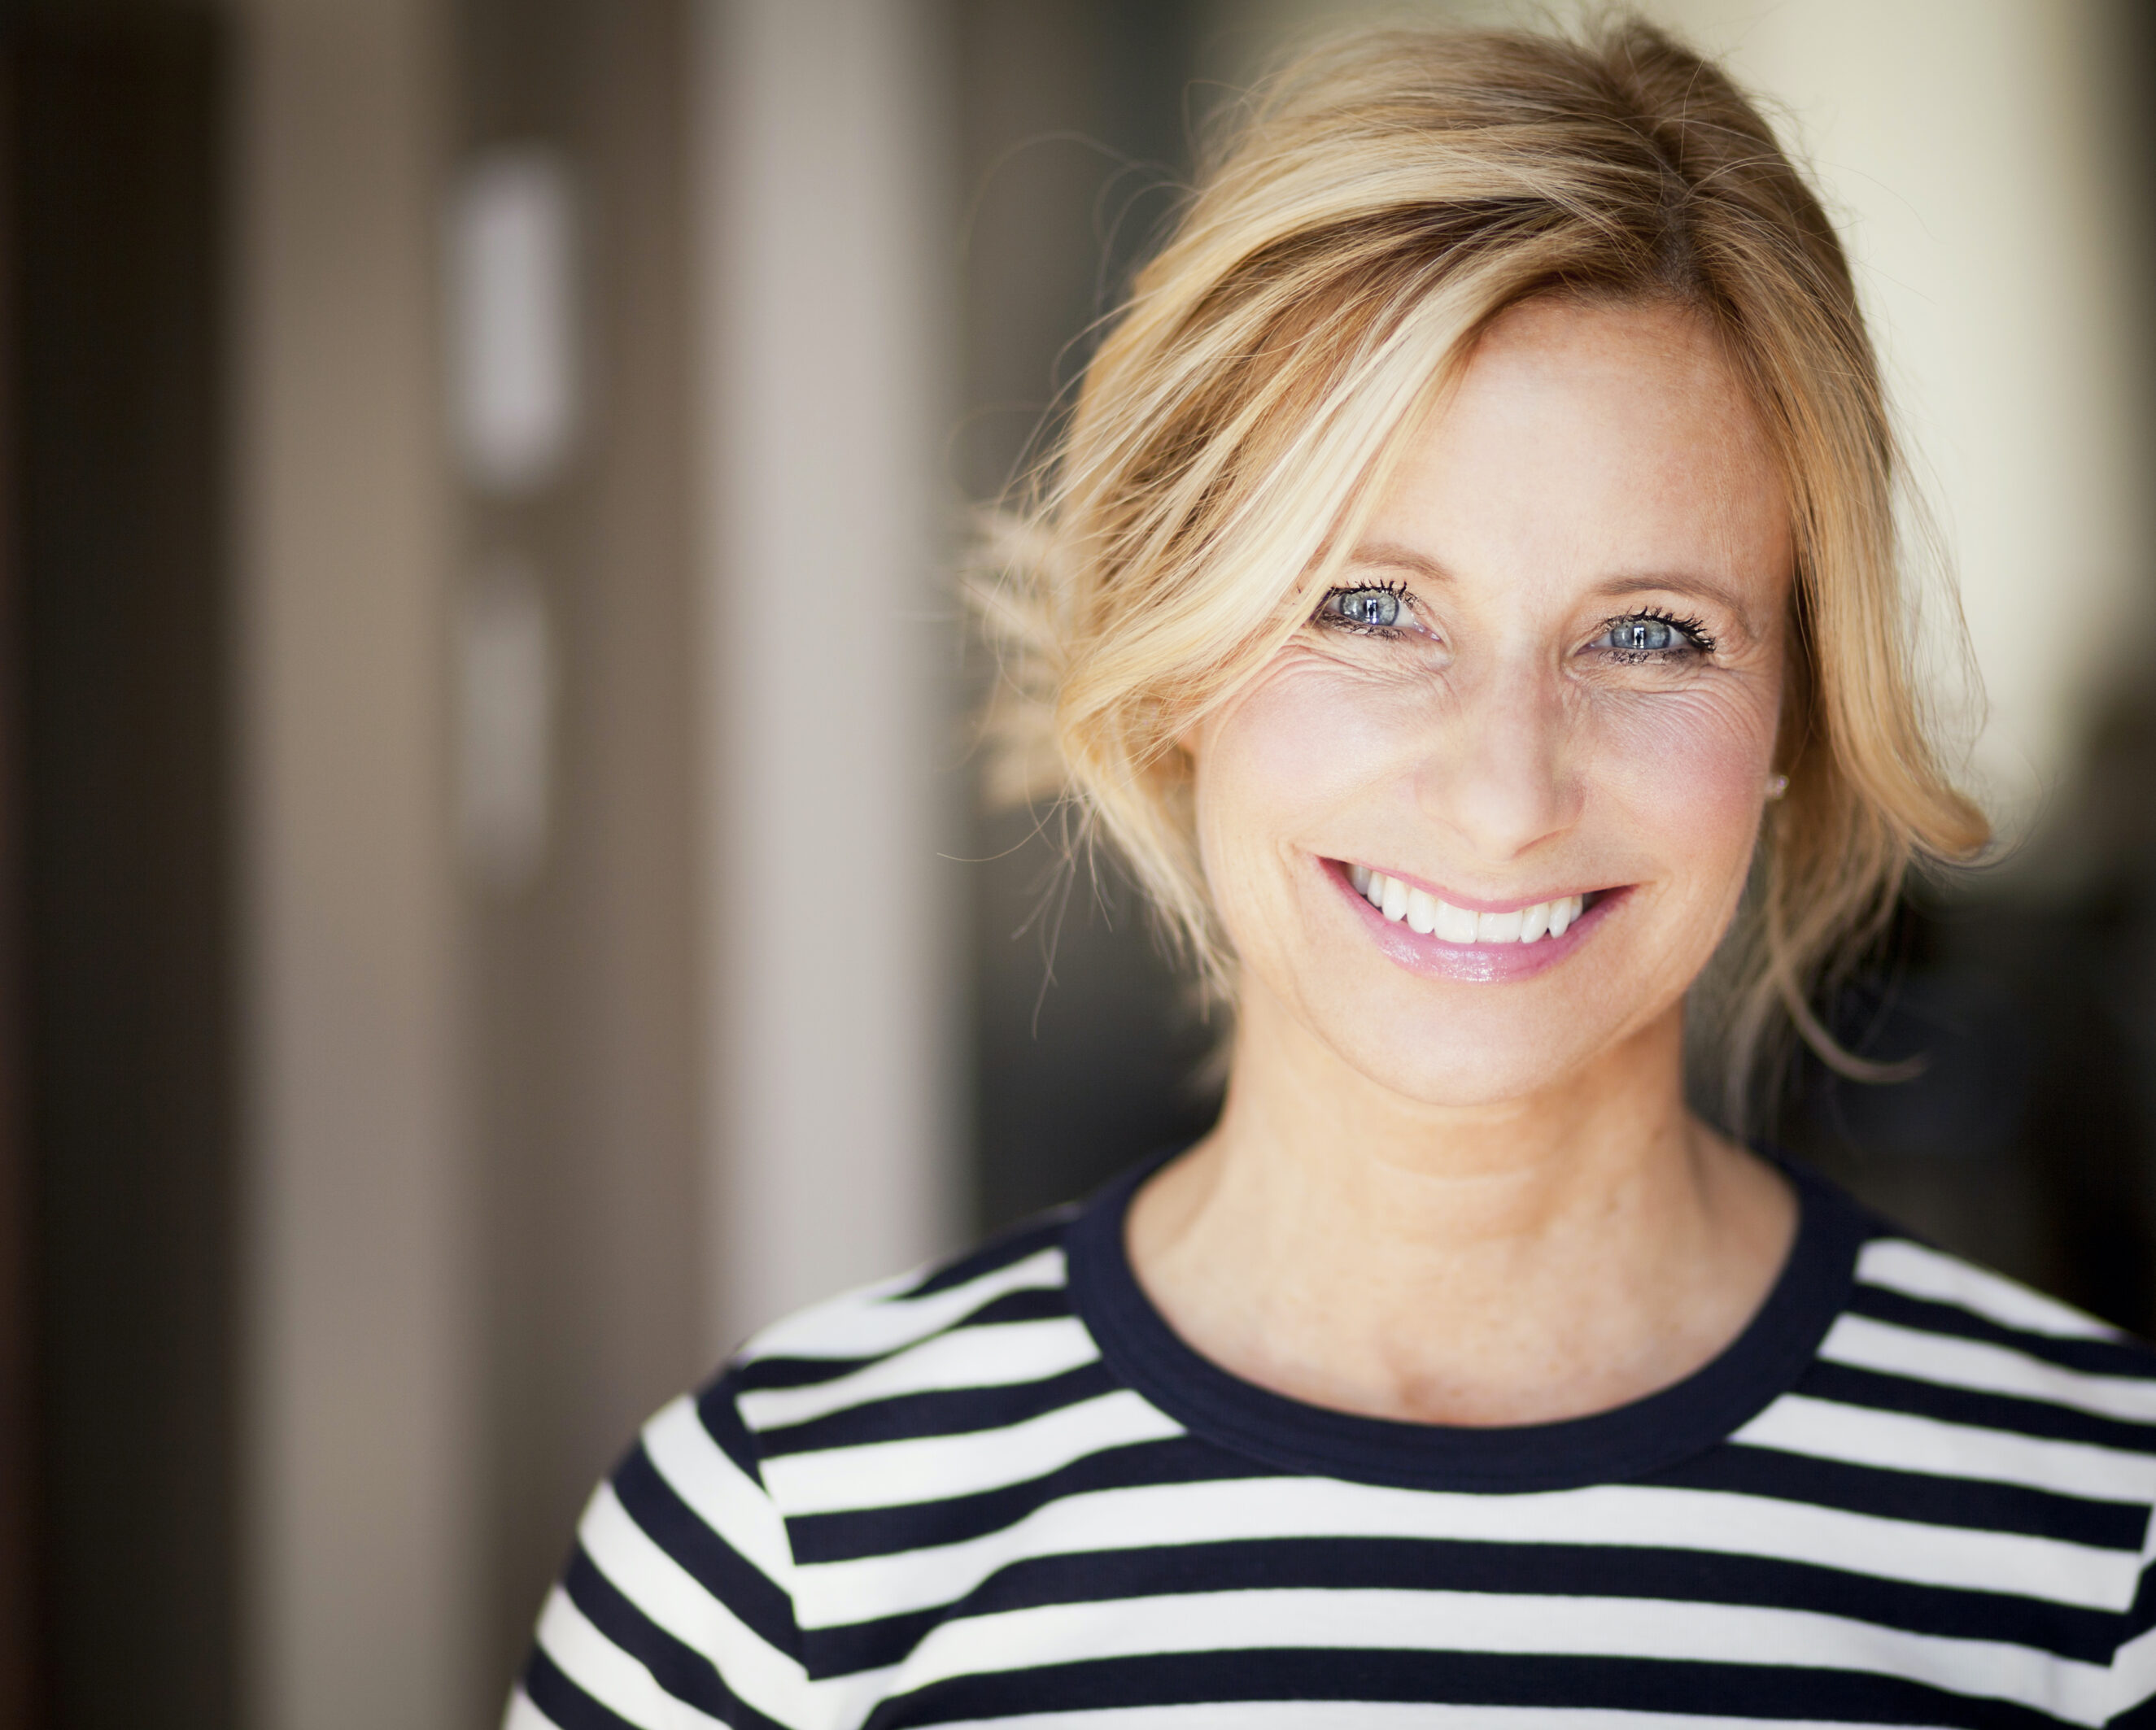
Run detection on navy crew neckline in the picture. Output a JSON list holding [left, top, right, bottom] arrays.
[[1064, 1148, 1873, 1493]]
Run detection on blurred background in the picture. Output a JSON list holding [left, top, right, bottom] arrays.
[[0, 0, 2151, 1724]]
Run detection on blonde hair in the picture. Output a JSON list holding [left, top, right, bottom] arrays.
[[974, 17, 1988, 1126]]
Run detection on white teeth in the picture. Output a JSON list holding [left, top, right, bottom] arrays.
[[1477, 908, 1524, 943], [1354, 869, 1591, 948], [1433, 899, 1478, 943]]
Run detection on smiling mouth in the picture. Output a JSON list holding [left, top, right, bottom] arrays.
[[1342, 862, 1604, 945]]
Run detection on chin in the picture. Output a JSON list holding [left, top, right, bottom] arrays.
[[1285, 926, 1704, 1108], [1341, 1028, 1604, 1109]]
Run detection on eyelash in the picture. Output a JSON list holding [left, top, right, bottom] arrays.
[[1314, 579, 1412, 634], [1599, 607, 1717, 660], [1315, 588, 1718, 660]]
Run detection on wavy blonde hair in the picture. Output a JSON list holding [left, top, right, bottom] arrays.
[[973, 18, 1988, 1126]]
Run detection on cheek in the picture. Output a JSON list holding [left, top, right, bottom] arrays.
[[1195, 659, 1426, 867], [1586, 682, 1778, 889]]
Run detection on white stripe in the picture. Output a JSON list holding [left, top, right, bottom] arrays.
[[643, 1395, 800, 1584], [929, 1707, 1929, 1729], [1735, 1392, 2156, 1506], [579, 1483, 810, 1724], [740, 1318, 1099, 1431], [535, 1587, 727, 1729], [743, 1247, 1068, 1364], [762, 1388, 1184, 1513], [789, 1473, 2134, 1628], [1857, 1239, 2119, 1341], [2108, 1618, 2156, 1724], [1822, 1314, 2156, 1423], [886, 1590, 2110, 1724], [501, 1687, 562, 1730]]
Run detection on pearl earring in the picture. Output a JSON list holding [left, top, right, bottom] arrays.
[[1764, 773, 1789, 802]]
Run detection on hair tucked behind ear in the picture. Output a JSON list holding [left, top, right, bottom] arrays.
[[969, 15, 1988, 1131]]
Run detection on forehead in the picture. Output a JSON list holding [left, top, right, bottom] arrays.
[[1361, 296, 1788, 597]]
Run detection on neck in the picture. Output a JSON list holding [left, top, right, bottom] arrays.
[[1125, 979, 1795, 1425]]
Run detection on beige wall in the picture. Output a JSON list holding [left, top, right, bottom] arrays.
[[233, 2, 478, 1728], [232, 2, 969, 1720], [448, 0, 709, 1691], [694, 0, 966, 1349]]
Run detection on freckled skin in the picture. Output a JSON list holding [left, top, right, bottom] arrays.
[[1128, 299, 1802, 1427], [1198, 299, 1788, 1105]]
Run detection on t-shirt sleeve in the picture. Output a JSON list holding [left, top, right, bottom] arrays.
[[2106, 1507, 2156, 1728], [504, 1370, 814, 1730]]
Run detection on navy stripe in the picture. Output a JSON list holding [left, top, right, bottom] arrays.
[[1663, 1439, 2150, 1549], [947, 1283, 1075, 1327], [696, 1374, 771, 1483], [757, 1360, 1117, 1458], [801, 1534, 2118, 1676], [564, 1550, 792, 1730], [735, 1352, 881, 1394], [1848, 1282, 2147, 1379], [520, 1648, 641, 1730], [1798, 1361, 2156, 1454], [2121, 1549, 2156, 1643], [613, 1445, 801, 1660], [862, 1647, 2065, 1730], [785, 1436, 1255, 1564]]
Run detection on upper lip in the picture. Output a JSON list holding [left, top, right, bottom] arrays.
[[1335, 858, 1607, 914]]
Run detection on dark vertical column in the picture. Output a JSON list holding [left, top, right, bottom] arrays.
[[954, 0, 1219, 1231], [0, 41, 32, 1730], [3, 11, 236, 1730]]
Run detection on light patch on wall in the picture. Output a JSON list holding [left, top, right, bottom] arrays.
[[459, 560, 555, 887], [447, 147, 582, 495]]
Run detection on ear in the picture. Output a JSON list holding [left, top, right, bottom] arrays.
[[1172, 714, 1207, 769]]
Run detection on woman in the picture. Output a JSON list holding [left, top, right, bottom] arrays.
[[512, 20, 2156, 1729]]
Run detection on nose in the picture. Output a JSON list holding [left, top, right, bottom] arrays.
[[1413, 654, 1581, 862]]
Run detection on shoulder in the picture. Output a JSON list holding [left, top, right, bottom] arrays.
[[1838, 1227, 2156, 1392], [513, 1210, 1103, 1723], [735, 1204, 1081, 1384], [1768, 1219, 2156, 1502], [723, 1205, 1098, 1466]]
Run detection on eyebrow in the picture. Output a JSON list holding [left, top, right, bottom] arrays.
[[1586, 572, 1757, 621], [1345, 542, 1765, 633], [1343, 542, 1451, 584]]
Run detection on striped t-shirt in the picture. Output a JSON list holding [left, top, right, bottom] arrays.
[[508, 1155, 2156, 1728]]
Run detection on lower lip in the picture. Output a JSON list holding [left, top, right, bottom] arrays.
[[1327, 861, 1624, 983]]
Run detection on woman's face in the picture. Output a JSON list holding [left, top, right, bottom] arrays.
[[1191, 296, 1792, 1107]]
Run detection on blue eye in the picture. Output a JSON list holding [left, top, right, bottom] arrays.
[[1320, 586, 1405, 630], [1616, 617, 1677, 652], [1595, 611, 1713, 660]]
